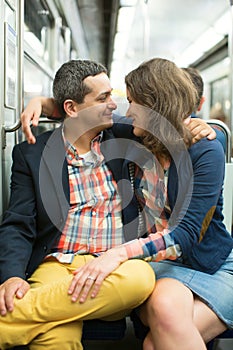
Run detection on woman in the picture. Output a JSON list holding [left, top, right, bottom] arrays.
[[69, 58, 233, 350], [19, 58, 233, 349], [122, 58, 233, 349]]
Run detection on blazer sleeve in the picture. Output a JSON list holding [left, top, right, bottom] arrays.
[[0, 144, 37, 282]]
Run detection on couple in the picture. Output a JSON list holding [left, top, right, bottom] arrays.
[[0, 58, 232, 350]]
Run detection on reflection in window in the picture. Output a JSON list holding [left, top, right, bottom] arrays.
[[24, 58, 52, 106], [24, 0, 53, 62], [210, 76, 231, 127]]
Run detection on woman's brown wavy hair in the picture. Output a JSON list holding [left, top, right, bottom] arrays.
[[125, 58, 197, 159]]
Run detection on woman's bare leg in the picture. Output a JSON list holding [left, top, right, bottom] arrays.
[[193, 297, 227, 343], [140, 278, 206, 350]]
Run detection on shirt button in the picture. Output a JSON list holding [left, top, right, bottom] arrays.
[[92, 210, 96, 216]]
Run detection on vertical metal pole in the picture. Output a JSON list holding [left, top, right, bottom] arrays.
[[229, 0, 233, 151], [18, 0, 24, 115], [15, 0, 24, 144]]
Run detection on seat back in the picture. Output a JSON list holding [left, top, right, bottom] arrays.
[[206, 120, 233, 349], [206, 119, 233, 234]]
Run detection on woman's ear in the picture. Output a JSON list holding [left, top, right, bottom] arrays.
[[63, 99, 78, 117]]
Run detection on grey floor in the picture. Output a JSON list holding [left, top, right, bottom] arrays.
[[83, 318, 233, 350]]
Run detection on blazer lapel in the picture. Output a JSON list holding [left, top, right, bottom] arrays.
[[39, 126, 69, 229]]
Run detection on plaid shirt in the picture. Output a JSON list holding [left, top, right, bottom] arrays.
[[125, 160, 181, 262], [49, 133, 124, 263]]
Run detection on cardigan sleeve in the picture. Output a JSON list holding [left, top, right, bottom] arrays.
[[123, 138, 225, 263]]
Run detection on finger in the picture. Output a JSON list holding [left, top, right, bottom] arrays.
[[21, 122, 36, 144], [68, 264, 95, 295], [191, 126, 208, 142], [21, 110, 40, 127], [189, 123, 201, 134], [68, 272, 82, 295], [21, 112, 39, 144], [0, 290, 7, 316], [78, 278, 96, 303], [4, 289, 16, 313], [30, 114, 39, 127], [68, 273, 89, 301], [15, 282, 29, 299], [207, 129, 216, 140], [192, 128, 211, 140], [89, 274, 105, 299]]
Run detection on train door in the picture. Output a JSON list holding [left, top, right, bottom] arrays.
[[0, 0, 23, 220], [0, 0, 74, 221]]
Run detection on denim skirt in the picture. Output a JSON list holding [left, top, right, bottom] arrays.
[[149, 248, 233, 329]]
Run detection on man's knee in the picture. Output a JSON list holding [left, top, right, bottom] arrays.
[[114, 260, 155, 303]]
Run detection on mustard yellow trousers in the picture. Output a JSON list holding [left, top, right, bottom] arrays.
[[0, 255, 155, 350]]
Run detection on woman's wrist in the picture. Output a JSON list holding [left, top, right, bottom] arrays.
[[106, 246, 129, 263]]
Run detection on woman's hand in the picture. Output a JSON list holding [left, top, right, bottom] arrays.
[[68, 247, 128, 303]]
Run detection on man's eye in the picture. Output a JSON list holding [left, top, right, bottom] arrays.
[[99, 96, 107, 102]]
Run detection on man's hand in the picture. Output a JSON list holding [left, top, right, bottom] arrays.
[[21, 97, 56, 144], [185, 117, 216, 143], [68, 247, 128, 304], [20, 97, 44, 144], [0, 277, 30, 316]]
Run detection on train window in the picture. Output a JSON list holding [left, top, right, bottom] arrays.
[[5, 1, 15, 29], [210, 76, 231, 126], [24, 0, 53, 63], [24, 58, 52, 103], [18, 56, 54, 143]]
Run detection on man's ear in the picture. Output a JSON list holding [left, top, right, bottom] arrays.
[[63, 99, 78, 117], [197, 96, 206, 111]]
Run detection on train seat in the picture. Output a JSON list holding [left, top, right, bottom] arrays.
[[205, 119, 233, 349]]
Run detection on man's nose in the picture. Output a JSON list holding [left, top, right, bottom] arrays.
[[107, 98, 117, 110]]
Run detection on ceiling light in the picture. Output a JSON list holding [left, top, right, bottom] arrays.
[[120, 0, 138, 6]]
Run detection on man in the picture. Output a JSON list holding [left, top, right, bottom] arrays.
[[0, 60, 156, 350], [183, 67, 226, 151]]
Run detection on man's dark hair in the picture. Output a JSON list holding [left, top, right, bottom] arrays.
[[53, 59, 108, 118], [182, 67, 204, 113]]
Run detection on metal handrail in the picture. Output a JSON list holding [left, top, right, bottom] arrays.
[[207, 119, 232, 163], [4, 120, 22, 133], [3, 117, 61, 133], [2, 117, 61, 149]]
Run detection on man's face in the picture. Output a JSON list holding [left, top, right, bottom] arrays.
[[76, 73, 117, 132]]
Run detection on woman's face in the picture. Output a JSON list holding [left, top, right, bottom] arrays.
[[126, 89, 150, 137]]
